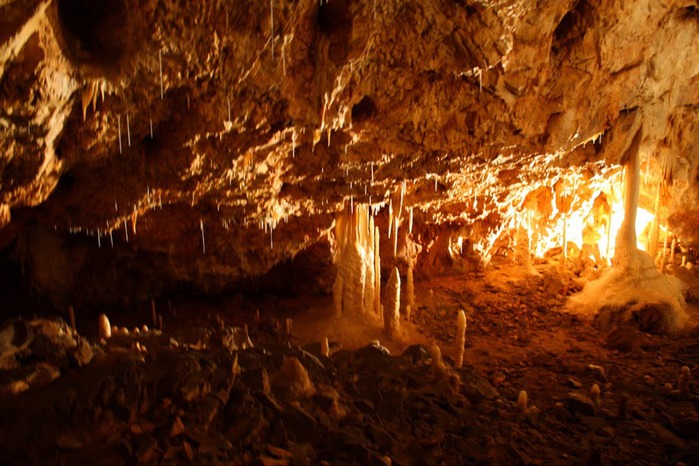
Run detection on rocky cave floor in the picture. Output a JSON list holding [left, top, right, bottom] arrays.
[[1, 259, 699, 466]]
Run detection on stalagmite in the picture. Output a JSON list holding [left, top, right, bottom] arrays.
[[405, 305, 411, 322], [332, 205, 376, 317], [431, 344, 446, 375], [274, 357, 315, 399], [321, 337, 330, 357], [384, 267, 400, 339], [285, 318, 292, 335], [151, 299, 157, 327], [409, 207, 413, 234], [517, 390, 528, 411], [455, 310, 466, 369], [68, 305, 76, 332], [98, 314, 111, 340], [591, 384, 601, 407], [568, 127, 687, 333]]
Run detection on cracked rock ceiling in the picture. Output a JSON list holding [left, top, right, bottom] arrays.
[[1, 0, 699, 308]]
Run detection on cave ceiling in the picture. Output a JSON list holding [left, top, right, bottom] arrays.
[[1, 0, 699, 305]]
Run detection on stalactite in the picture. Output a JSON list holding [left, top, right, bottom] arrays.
[[613, 129, 642, 267], [117, 116, 122, 154], [270, 0, 274, 60], [321, 337, 330, 357], [455, 310, 466, 369], [374, 225, 381, 320], [388, 200, 393, 239], [126, 113, 131, 147], [363, 215, 376, 316], [648, 179, 661, 258], [409, 207, 413, 234], [393, 221, 399, 257], [384, 267, 400, 339], [406, 262, 415, 311], [200, 219, 206, 254], [159, 49, 164, 99]]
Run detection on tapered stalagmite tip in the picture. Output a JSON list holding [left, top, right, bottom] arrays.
[[98, 314, 111, 340]]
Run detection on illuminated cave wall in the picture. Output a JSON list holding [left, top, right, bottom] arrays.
[[1, 0, 699, 309]]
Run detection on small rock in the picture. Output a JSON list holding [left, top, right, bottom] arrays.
[[135, 435, 158, 463], [242, 367, 271, 394], [55, 433, 83, 450], [170, 416, 185, 437], [564, 392, 596, 416], [68, 337, 94, 367], [566, 378, 582, 388], [282, 404, 318, 443]]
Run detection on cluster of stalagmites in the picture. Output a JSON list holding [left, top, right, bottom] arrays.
[[332, 202, 418, 341]]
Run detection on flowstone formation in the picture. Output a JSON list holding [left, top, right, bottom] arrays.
[[1, 1, 699, 312], [569, 127, 688, 333]]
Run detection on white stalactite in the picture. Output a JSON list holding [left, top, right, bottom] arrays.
[[374, 225, 381, 319]]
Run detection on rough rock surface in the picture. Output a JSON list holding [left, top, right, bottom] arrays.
[[1, 270, 698, 465], [1, 0, 699, 307]]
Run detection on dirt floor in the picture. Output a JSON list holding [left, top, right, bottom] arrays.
[[1, 259, 698, 465]]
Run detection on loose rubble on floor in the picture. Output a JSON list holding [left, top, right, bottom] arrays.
[[1, 263, 698, 466]]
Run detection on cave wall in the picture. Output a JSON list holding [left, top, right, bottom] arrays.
[[1, 0, 699, 307]]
